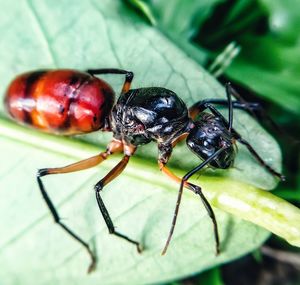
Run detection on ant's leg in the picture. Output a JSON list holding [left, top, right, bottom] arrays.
[[189, 83, 279, 133], [236, 137, 285, 181], [192, 101, 245, 137], [159, 163, 219, 255], [169, 133, 189, 148], [188, 182, 220, 255], [226, 83, 233, 131], [86, 68, 133, 93], [158, 149, 225, 255], [226, 82, 275, 131], [37, 139, 123, 273], [189, 99, 261, 120], [94, 154, 142, 253], [38, 152, 108, 273], [189, 82, 260, 122], [226, 82, 249, 103], [226, 83, 285, 135]]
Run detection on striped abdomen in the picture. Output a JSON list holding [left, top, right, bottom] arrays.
[[4, 69, 115, 134]]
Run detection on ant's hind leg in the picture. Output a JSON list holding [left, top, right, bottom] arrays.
[[38, 152, 110, 273], [37, 139, 123, 273]]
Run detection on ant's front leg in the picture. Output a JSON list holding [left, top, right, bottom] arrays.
[[235, 136, 285, 181], [189, 83, 278, 132], [189, 100, 262, 121], [158, 149, 222, 256], [189, 82, 263, 121]]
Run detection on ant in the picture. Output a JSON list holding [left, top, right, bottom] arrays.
[[4, 68, 284, 273]]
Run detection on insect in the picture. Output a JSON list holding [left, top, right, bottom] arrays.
[[4, 68, 284, 273]]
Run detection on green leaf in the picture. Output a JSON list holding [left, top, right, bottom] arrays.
[[0, 118, 270, 285], [124, 0, 157, 26], [122, 0, 217, 65], [0, 1, 296, 284], [144, 0, 221, 38], [197, 267, 224, 285], [2, 118, 300, 284]]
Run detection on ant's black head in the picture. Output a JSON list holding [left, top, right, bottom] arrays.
[[186, 113, 236, 169]]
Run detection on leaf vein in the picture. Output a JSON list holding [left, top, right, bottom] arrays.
[[25, 0, 58, 67]]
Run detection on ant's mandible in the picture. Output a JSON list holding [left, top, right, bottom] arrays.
[[4, 68, 285, 273]]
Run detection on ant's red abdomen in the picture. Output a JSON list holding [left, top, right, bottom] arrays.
[[4, 69, 115, 134]]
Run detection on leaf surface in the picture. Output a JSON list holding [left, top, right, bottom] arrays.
[[0, 1, 292, 284]]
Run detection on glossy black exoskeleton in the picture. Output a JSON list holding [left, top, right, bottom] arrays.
[[5, 68, 285, 273], [111, 87, 190, 161]]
